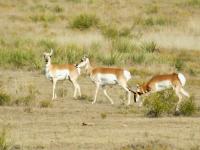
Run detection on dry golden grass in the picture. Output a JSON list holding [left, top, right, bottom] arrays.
[[0, 69, 200, 150]]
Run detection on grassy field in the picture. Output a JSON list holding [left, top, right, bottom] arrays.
[[0, 0, 200, 149]]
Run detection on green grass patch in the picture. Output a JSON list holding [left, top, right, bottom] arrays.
[[112, 38, 135, 53], [179, 97, 196, 116], [70, 13, 99, 30], [0, 91, 11, 106], [0, 129, 12, 150], [143, 89, 178, 117]]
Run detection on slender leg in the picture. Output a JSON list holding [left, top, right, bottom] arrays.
[[92, 83, 100, 104], [52, 78, 57, 100], [77, 83, 81, 97], [180, 88, 190, 98], [102, 87, 114, 104], [175, 86, 183, 111], [71, 79, 78, 98], [120, 83, 131, 105]]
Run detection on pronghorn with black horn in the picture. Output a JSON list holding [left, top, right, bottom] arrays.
[[76, 56, 133, 105], [133, 73, 190, 111], [43, 49, 81, 100]]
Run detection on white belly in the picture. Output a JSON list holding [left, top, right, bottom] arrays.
[[96, 74, 118, 85], [45, 69, 69, 80], [155, 80, 172, 91]]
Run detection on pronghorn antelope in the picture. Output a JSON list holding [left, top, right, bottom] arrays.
[[76, 56, 132, 105], [133, 73, 190, 111], [43, 49, 81, 100]]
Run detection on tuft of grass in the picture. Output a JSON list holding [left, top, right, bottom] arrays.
[[14, 85, 38, 106], [187, 0, 200, 7], [101, 24, 119, 39], [0, 129, 12, 150], [30, 13, 57, 23], [131, 52, 145, 64], [174, 59, 184, 71], [143, 89, 178, 117], [112, 38, 135, 53], [70, 13, 99, 30], [38, 39, 57, 50], [100, 112, 107, 119], [98, 51, 122, 66], [40, 100, 52, 108], [0, 91, 11, 106], [145, 5, 158, 14], [77, 94, 93, 102], [140, 41, 157, 53], [179, 97, 196, 116], [53, 5, 64, 13]]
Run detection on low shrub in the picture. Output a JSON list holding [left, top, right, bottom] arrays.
[[70, 13, 99, 30], [100, 112, 107, 119], [179, 97, 196, 116], [174, 59, 184, 71], [40, 100, 52, 108], [143, 89, 178, 117], [0, 91, 11, 106]]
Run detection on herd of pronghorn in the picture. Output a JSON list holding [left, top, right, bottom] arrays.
[[44, 49, 190, 112]]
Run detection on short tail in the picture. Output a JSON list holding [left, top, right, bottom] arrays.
[[178, 73, 186, 86], [123, 70, 132, 81]]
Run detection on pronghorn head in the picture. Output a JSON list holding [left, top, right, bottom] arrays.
[[43, 49, 53, 63], [76, 55, 89, 68], [133, 84, 146, 102]]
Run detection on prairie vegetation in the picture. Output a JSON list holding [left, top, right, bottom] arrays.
[[0, 0, 200, 149]]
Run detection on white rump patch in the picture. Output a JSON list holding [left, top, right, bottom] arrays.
[[123, 70, 131, 81], [97, 73, 118, 85], [155, 80, 172, 91], [178, 73, 186, 86]]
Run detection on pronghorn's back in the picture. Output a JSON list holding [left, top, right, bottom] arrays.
[[50, 64, 80, 75], [91, 67, 131, 81], [139, 73, 187, 93]]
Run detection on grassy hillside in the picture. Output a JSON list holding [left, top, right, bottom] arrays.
[[0, 0, 200, 73]]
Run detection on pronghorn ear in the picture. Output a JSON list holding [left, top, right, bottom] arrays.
[[50, 49, 54, 56]]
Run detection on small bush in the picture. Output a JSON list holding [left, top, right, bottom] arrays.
[[140, 41, 157, 53], [101, 25, 119, 39], [144, 89, 178, 117], [100, 112, 107, 119], [187, 0, 200, 7], [0, 129, 12, 150], [40, 100, 52, 108], [70, 13, 99, 30], [0, 91, 11, 106], [179, 97, 196, 116], [175, 59, 184, 71]]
